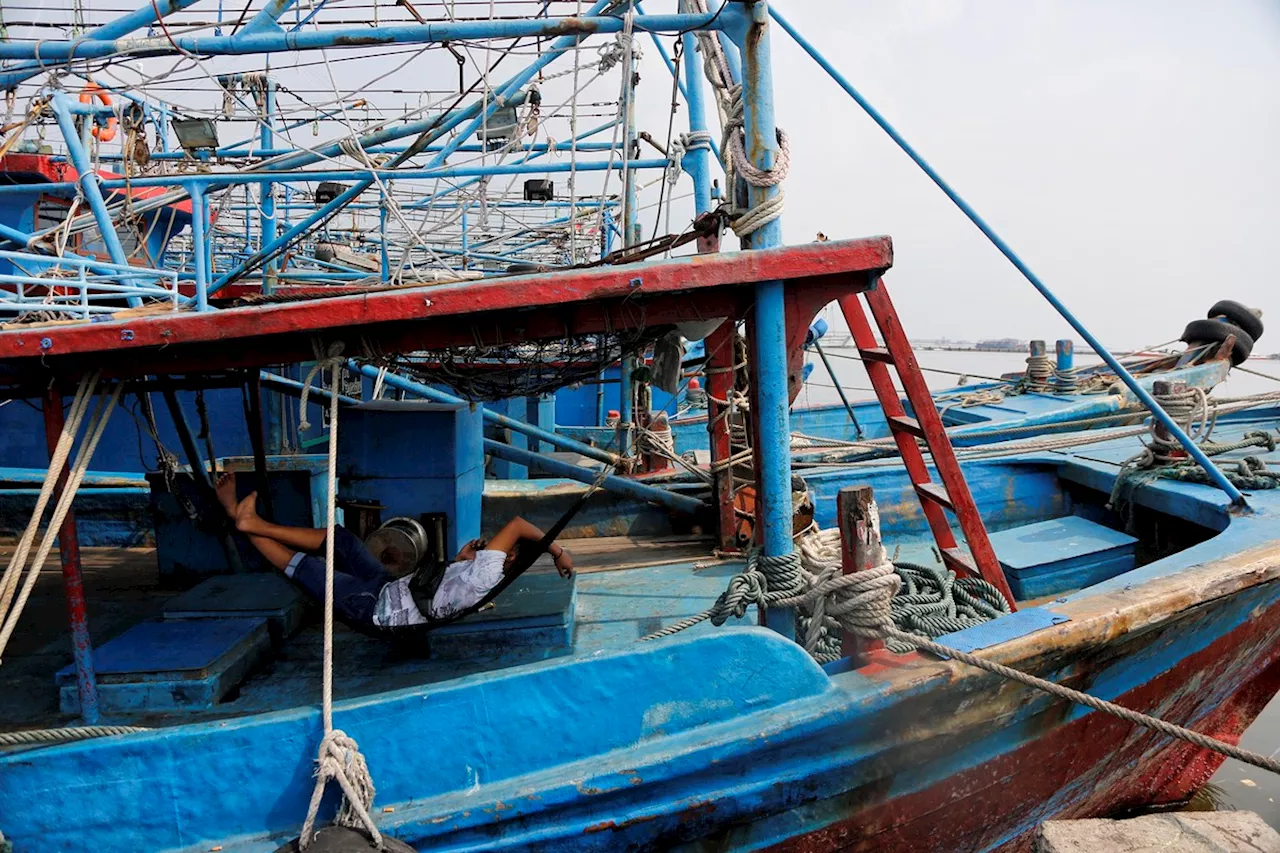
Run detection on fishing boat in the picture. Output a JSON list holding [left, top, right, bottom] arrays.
[[0, 3, 1277, 853]]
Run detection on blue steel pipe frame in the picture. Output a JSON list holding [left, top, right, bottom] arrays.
[[681, 24, 716, 216], [0, 0, 203, 89], [768, 4, 1246, 508], [0, 13, 722, 64], [726, 1, 797, 638], [47, 95, 144, 309], [207, 4, 618, 292], [188, 185, 211, 312]]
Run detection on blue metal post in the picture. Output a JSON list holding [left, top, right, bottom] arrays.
[[189, 184, 210, 311], [623, 37, 641, 249], [1056, 339, 1074, 373], [729, 1, 795, 638], [260, 79, 278, 293], [461, 209, 469, 269], [768, 4, 1247, 508], [379, 200, 390, 281], [681, 27, 715, 215], [49, 95, 142, 308], [618, 353, 633, 455]]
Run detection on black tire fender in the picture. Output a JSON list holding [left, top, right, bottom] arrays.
[[1181, 318, 1255, 366], [1207, 300, 1264, 341]]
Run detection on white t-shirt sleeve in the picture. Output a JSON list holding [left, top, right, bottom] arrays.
[[429, 550, 507, 620]]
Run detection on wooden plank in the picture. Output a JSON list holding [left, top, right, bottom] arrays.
[[838, 485, 886, 662]]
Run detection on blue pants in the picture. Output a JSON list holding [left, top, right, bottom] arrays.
[[286, 526, 393, 626]]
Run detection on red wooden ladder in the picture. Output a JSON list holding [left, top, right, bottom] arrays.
[[838, 279, 1017, 608]]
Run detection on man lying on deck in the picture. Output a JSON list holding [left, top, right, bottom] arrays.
[[214, 473, 573, 630]]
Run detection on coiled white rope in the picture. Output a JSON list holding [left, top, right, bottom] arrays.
[[296, 343, 383, 850]]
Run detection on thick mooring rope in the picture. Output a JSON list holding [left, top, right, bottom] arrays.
[[885, 626, 1280, 776], [296, 344, 384, 851], [0, 725, 149, 748]]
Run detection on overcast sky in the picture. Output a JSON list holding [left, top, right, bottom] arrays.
[[724, 0, 1280, 349]]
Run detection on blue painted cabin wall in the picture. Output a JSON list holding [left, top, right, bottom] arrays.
[[553, 365, 681, 427], [337, 401, 484, 555], [800, 459, 1067, 540], [0, 366, 332, 476]]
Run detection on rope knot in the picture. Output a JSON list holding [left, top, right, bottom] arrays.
[[298, 341, 346, 433], [300, 729, 382, 850]]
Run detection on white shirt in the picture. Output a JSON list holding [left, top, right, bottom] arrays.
[[372, 550, 506, 627]]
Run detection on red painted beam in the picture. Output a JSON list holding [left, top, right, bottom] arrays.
[[0, 237, 892, 386]]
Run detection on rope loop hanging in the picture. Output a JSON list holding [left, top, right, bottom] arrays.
[[298, 340, 347, 433]]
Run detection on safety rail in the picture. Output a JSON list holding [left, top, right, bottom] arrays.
[[0, 249, 181, 322]]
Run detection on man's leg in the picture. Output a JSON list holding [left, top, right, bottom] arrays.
[[233, 493, 327, 552]]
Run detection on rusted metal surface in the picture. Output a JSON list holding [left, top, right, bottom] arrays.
[[41, 386, 100, 724], [0, 236, 891, 388], [704, 319, 739, 551], [761, 587, 1280, 852]]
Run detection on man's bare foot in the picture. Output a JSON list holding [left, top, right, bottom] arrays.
[[234, 492, 260, 533], [214, 473, 238, 518]]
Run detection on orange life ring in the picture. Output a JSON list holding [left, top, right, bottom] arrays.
[[78, 84, 117, 143]]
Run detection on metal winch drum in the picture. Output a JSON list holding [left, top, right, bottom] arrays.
[[363, 517, 429, 577]]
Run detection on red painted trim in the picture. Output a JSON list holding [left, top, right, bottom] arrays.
[[704, 319, 739, 550], [863, 282, 1015, 603], [762, 597, 1280, 853], [0, 153, 194, 214], [0, 237, 894, 383]]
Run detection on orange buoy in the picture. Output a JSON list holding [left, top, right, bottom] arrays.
[[78, 84, 117, 143]]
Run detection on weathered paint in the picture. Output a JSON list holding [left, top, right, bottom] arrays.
[[2, 422, 1280, 850], [41, 387, 100, 723], [0, 237, 893, 382]]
